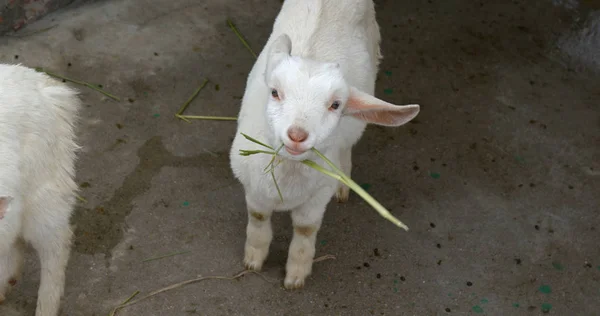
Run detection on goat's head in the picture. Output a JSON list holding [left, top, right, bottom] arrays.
[[264, 34, 420, 159]]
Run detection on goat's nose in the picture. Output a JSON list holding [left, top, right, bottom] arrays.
[[287, 126, 309, 143]]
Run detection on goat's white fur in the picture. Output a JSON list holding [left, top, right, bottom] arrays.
[[0, 64, 80, 315], [230, 0, 419, 289]]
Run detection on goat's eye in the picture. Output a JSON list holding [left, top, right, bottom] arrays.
[[330, 101, 340, 110], [271, 89, 279, 99]]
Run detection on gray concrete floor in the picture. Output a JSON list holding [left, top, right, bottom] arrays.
[[1, 0, 599, 315]]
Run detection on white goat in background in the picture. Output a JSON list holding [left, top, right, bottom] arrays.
[[0, 64, 80, 316]]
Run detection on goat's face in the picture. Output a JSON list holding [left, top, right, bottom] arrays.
[[264, 34, 420, 160]]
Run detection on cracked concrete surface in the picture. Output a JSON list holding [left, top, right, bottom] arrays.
[[0, 0, 599, 315]]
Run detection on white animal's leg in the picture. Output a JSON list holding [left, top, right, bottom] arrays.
[[0, 197, 23, 305], [284, 190, 330, 289], [336, 146, 352, 203], [243, 195, 273, 271], [0, 239, 24, 305], [23, 198, 73, 316]]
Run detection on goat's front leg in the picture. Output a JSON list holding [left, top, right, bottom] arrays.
[[284, 191, 330, 289], [243, 195, 273, 271]]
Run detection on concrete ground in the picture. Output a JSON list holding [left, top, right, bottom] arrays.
[[1, 0, 599, 315]]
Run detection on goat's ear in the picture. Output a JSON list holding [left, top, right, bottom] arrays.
[[0, 196, 13, 219], [265, 34, 292, 83], [344, 87, 420, 126]]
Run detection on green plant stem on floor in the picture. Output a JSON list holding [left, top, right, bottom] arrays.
[[35, 68, 120, 101], [142, 251, 191, 263], [227, 19, 257, 58]]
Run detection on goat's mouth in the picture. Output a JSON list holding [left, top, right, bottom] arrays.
[[285, 146, 306, 156], [285, 145, 307, 156]]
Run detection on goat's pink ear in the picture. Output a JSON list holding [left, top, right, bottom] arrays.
[[0, 196, 13, 219], [265, 34, 292, 83], [344, 87, 420, 126]]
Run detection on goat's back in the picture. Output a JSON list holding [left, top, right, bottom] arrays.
[[269, 0, 381, 93], [0, 64, 80, 196]]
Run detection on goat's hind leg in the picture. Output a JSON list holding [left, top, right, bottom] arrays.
[[0, 197, 24, 304], [0, 238, 24, 304], [23, 197, 73, 316]]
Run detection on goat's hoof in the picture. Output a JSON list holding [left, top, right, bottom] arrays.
[[335, 185, 349, 203], [283, 275, 306, 290], [284, 263, 310, 289], [243, 246, 267, 271], [243, 259, 263, 271]]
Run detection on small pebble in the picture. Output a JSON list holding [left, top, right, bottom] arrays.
[[467, 281, 473, 286]]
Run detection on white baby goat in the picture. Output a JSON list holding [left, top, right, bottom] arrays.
[[0, 64, 80, 315], [230, 0, 420, 289]]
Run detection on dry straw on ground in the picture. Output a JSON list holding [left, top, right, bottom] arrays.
[[109, 255, 336, 316], [35, 67, 120, 101]]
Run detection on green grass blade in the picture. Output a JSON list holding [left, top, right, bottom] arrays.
[[311, 148, 346, 177], [227, 19, 257, 59], [241, 133, 274, 150], [300, 160, 343, 181], [310, 149, 408, 230], [175, 114, 192, 123], [176, 79, 209, 115], [142, 251, 191, 263], [344, 178, 409, 231], [264, 144, 284, 172], [270, 170, 284, 202], [36, 68, 120, 101], [179, 115, 238, 121], [240, 135, 409, 231], [239, 149, 276, 156]]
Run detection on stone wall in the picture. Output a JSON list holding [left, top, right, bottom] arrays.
[[0, 0, 75, 35]]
